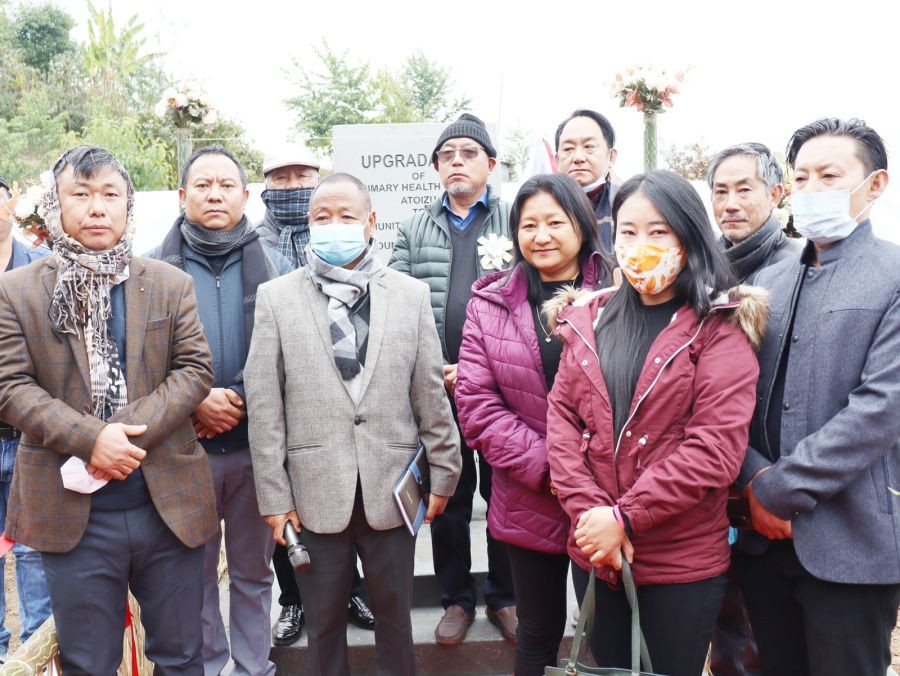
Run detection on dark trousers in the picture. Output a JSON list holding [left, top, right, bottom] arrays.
[[430, 408, 514, 613], [297, 486, 417, 676], [41, 502, 204, 676], [505, 543, 570, 676], [710, 545, 760, 676], [740, 540, 900, 676], [273, 543, 365, 606], [572, 565, 726, 676]]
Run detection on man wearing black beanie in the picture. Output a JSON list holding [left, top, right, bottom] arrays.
[[390, 113, 517, 647]]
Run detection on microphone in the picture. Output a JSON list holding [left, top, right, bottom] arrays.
[[283, 521, 311, 572]]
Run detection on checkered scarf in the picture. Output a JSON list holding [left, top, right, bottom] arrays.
[[261, 188, 314, 268], [305, 241, 379, 380], [40, 176, 133, 419]]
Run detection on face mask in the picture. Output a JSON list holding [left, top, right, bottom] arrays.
[[615, 243, 686, 295], [791, 174, 875, 244], [261, 187, 314, 226], [309, 223, 367, 266]]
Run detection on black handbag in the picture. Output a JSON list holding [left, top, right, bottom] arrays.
[[546, 558, 658, 675]]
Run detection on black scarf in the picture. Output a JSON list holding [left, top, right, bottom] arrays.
[[160, 214, 272, 360], [721, 213, 783, 282]]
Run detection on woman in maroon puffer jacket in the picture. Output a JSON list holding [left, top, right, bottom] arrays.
[[456, 173, 612, 676], [546, 170, 766, 676]]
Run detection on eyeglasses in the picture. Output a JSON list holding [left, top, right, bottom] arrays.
[[435, 146, 483, 163]]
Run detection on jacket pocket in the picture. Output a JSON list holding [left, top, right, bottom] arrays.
[[386, 443, 418, 453], [287, 443, 324, 455], [871, 456, 893, 514], [146, 315, 172, 332], [177, 438, 201, 456]]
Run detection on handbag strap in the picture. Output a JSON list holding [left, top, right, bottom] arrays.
[[563, 565, 596, 673], [621, 558, 653, 674], [563, 558, 654, 675]]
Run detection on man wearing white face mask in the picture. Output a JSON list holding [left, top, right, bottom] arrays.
[[735, 118, 900, 676], [245, 173, 461, 675]]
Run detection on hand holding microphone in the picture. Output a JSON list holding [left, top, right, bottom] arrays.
[[283, 521, 311, 572]]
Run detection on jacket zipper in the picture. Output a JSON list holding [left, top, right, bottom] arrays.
[[215, 274, 224, 388], [561, 314, 708, 458]]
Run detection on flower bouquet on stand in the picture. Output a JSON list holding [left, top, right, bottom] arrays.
[[6, 172, 53, 247], [154, 82, 218, 178], [610, 66, 687, 171]]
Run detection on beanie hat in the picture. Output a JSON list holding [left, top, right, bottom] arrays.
[[431, 113, 497, 163]]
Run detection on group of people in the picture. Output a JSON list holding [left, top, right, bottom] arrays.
[[0, 108, 896, 676]]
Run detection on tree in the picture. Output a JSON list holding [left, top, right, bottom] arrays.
[[664, 142, 713, 181], [285, 42, 374, 154], [13, 3, 75, 75], [286, 44, 473, 154], [402, 51, 471, 122], [502, 126, 534, 181], [82, 1, 163, 110]]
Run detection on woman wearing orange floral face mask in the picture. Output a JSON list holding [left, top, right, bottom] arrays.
[[544, 170, 767, 676]]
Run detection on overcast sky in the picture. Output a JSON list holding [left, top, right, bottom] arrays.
[[54, 0, 900, 239]]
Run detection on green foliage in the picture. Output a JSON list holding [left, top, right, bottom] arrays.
[[402, 51, 470, 122], [286, 42, 472, 154], [285, 42, 373, 155], [80, 102, 173, 190], [13, 3, 75, 75], [0, 2, 260, 191], [82, 1, 163, 111], [0, 87, 77, 180]]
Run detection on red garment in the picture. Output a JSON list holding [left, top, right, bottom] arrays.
[[546, 286, 764, 585]]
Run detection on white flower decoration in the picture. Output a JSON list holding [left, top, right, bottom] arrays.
[[477, 233, 513, 271]]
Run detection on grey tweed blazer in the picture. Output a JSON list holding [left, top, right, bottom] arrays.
[[245, 265, 461, 534]]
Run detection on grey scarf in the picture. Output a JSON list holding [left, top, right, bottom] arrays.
[[179, 215, 256, 258], [305, 241, 379, 380], [721, 213, 783, 282]]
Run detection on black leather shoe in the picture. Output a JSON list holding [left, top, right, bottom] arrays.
[[272, 604, 304, 645], [347, 595, 375, 630]]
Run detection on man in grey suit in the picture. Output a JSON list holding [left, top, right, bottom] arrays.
[[736, 118, 900, 676], [245, 173, 461, 676]]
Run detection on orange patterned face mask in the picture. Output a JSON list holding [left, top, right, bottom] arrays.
[[614, 243, 685, 295]]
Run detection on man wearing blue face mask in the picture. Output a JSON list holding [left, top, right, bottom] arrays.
[[245, 173, 461, 675], [735, 118, 900, 676], [253, 146, 375, 646]]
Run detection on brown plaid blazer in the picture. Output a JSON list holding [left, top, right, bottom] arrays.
[[0, 255, 218, 552]]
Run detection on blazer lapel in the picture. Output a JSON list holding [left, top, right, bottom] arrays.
[[358, 268, 388, 400], [41, 264, 91, 393], [124, 261, 151, 395]]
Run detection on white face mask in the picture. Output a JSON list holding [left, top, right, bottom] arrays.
[[791, 173, 876, 244]]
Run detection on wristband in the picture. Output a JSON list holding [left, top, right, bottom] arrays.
[[612, 504, 626, 531]]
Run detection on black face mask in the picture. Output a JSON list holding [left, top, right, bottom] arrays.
[[261, 187, 314, 227]]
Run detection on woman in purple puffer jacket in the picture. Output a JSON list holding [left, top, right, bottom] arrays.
[[455, 173, 612, 675]]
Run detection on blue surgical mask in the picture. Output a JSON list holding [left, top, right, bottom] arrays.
[[309, 223, 367, 266], [791, 174, 875, 244]]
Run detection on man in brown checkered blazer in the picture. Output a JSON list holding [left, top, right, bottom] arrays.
[[0, 145, 217, 675]]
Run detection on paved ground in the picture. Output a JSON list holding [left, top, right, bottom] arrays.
[[4, 549, 900, 671]]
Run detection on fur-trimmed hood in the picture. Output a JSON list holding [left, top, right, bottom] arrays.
[[543, 284, 769, 349]]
